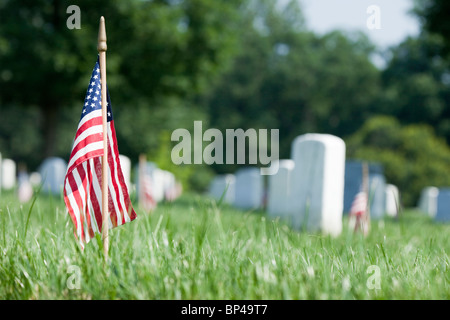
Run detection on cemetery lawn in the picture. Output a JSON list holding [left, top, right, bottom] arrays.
[[0, 191, 449, 300]]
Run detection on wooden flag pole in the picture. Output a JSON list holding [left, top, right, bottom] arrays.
[[98, 16, 109, 260]]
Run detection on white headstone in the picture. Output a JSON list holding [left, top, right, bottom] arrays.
[[418, 186, 439, 218], [162, 170, 177, 201], [385, 184, 399, 217], [267, 160, 295, 220], [436, 188, 450, 222], [18, 171, 33, 203], [288, 134, 345, 236], [209, 174, 235, 204], [118, 155, 132, 192], [29, 172, 42, 187], [151, 168, 166, 203], [1, 158, 16, 190], [234, 167, 263, 210], [38, 157, 67, 195]]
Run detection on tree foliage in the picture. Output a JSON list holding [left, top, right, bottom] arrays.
[[2, 0, 450, 194], [0, 0, 244, 167], [203, 0, 380, 173], [379, 34, 450, 142], [346, 116, 450, 206]]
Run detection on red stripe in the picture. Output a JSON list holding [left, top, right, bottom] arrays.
[[77, 165, 95, 239], [67, 149, 103, 179], [110, 122, 137, 221], [74, 117, 103, 141], [63, 180, 79, 240], [67, 172, 86, 244], [69, 132, 103, 161], [108, 188, 118, 227], [88, 158, 103, 230], [107, 127, 125, 225], [92, 156, 119, 228]]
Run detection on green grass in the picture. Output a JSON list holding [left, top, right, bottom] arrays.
[[0, 190, 449, 299]]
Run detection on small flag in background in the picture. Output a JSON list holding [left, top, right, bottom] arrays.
[[349, 191, 369, 234], [349, 191, 367, 218], [141, 173, 157, 212], [64, 57, 137, 249], [138, 155, 157, 212]]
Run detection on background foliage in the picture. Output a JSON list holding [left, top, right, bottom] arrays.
[[1, 0, 450, 205]]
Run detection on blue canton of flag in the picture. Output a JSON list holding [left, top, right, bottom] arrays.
[[81, 58, 113, 123]]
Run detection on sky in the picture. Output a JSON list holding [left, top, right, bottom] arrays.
[[300, 0, 421, 50]]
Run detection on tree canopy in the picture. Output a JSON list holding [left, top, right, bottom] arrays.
[[1, 0, 450, 201]]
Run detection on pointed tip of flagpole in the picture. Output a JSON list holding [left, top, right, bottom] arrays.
[[98, 16, 107, 52]]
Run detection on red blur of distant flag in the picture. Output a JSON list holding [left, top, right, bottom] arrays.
[[349, 191, 369, 234], [63, 57, 137, 249], [141, 174, 157, 212]]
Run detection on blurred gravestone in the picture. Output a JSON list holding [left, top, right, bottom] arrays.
[[385, 184, 399, 217], [134, 162, 165, 203], [369, 173, 386, 219], [152, 168, 167, 203], [234, 167, 263, 210], [436, 188, 450, 222], [418, 186, 439, 218], [267, 160, 295, 220], [18, 170, 33, 203], [344, 161, 384, 213], [1, 158, 16, 190], [344, 160, 387, 218], [162, 170, 177, 201], [118, 155, 132, 192], [209, 174, 235, 204], [288, 134, 345, 236], [29, 172, 42, 187], [38, 157, 67, 195]]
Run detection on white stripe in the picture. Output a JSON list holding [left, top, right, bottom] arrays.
[[71, 124, 103, 154], [90, 157, 113, 229], [106, 162, 123, 226], [64, 177, 83, 242], [68, 141, 104, 170], [78, 109, 102, 129], [86, 159, 100, 233]]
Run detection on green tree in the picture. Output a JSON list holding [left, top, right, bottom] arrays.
[[414, 0, 450, 56], [379, 34, 450, 142], [202, 0, 380, 173], [0, 0, 244, 167], [346, 116, 450, 206]]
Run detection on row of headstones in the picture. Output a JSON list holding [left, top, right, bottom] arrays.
[[0, 154, 181, 204], [0, 155, 69, 195], [209, 134, 403, 236], [418, 187, 450, 222]]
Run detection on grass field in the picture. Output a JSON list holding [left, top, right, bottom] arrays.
[[0, 190, 449, 300]]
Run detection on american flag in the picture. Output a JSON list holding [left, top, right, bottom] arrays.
[[64, 57, 137, 248]]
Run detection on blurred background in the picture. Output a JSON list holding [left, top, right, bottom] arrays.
[[1, 0, 450, 206]]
